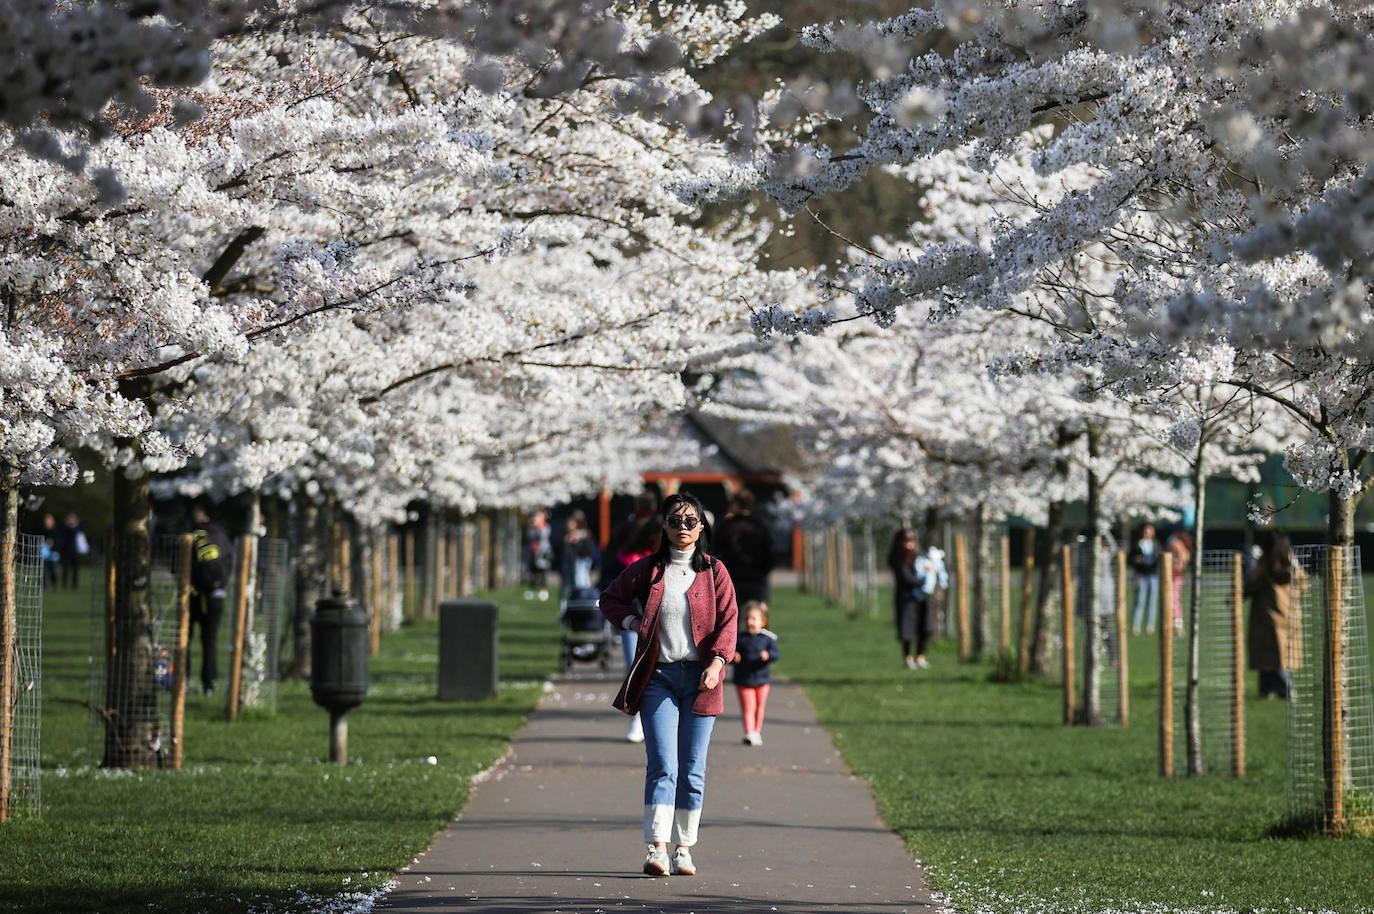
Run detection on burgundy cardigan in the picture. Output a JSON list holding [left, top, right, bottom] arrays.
[[600, 553, 738, 716]]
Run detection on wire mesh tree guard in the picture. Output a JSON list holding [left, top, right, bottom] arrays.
[[1, 534, 43, 821], [1286, 544, 1374, 836], [88, 534, 187, 768]]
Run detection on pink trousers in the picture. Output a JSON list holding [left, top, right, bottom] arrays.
[[736, 684, 771, 734]]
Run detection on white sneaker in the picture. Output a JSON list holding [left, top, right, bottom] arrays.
[[746, 732, 763, 746], [643, 844, 669, 876], [671, 846, 696, 876], [626, 716, 644, 743]]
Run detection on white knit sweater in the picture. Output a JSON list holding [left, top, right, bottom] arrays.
[[657, 546, 699, 662]]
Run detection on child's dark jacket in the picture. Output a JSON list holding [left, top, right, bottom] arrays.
[[732, 629, 779, 687]]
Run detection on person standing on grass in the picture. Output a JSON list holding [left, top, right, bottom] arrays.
[[732, 601, 778, 746], [57, 512, 89, 589], [188, 505, 234, 697], [1129, 523, 1161, 635], [599, 492, 738, 878], [1246, 530, 1305, 700], [888, 528, 929, 670], [1165, 529, 1193, 631]]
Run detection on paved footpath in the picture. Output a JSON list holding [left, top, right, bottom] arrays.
[[377, 668, 939, 914]]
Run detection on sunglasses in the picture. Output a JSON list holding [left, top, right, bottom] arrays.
[[664, 515, 701, 531]]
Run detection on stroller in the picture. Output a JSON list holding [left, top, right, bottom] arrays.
[[559, 586, 613, 672]]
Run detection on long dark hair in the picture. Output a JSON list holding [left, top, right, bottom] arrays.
[[1257, 530, 1293, 585], [651, 492, 714, 573], [887, 528, 919, 570]]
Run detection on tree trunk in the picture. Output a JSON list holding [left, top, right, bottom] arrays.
[[104, 409, 160, 768], [0, 464, 20, 818], [971, 503, 987, 660], [1081, 425, 1103, 726], [1185, 446, 1207, 776], [1030, 500, 1064, 677], [1324, 476, 1360, 833], [283, 497, 326, 681]]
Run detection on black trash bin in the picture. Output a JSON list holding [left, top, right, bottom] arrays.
[[438, 599, 499, 700], [310, 596, 370, 762]]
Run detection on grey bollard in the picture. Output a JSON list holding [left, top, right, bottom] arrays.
[[438, 599, 499, 700]]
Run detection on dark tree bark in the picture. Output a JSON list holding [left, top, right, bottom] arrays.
[[1030, 499, 1064, 677], [104, 377, 160, 767], [1080, 423, 1104, 726]]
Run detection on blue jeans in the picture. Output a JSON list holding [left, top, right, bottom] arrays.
[[640, 660, 716, 846], [619, 629, 638, 669], [1132, 574, 1159, 631]]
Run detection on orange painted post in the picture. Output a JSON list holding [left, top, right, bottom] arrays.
[[169, 534, 194, 769], [1017, 528, 1037, 674], [1160, 551, 1176, 778], [1231, 552, 1245, 777], [598, 487, 612, 549], [1061, 544, 1076, 725], [1116, 549, 1130, 727]]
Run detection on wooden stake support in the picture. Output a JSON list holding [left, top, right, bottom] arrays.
[[956, 533, 971, 661], [369, 535, 383, 656], [1061, 544, 1075, 725], [0, 494, 16, 822], [841, 532, 856, 616], [455, 524, 468, 598], [1160, 551, 1175, 778], [999, 535, 1012, 654], [169, 534, 193, 769], [1017, 528, 1037, 674], [1115, 549, 1129, 727], [1324, 547, 1347, 835], [226, 534, 254, 721], [1231, 552, 1245, 777], [404, 530, 416, 621]]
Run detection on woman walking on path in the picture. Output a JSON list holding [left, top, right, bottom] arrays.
[[1246, 530, 1305, 699], [732, 601, 779, 746], [599, 492, 738, 878], [888, 529, 928, 669]]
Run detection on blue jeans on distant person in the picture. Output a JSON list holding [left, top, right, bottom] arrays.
[[640, 660, 716, 847], [1132, 573, 1159, 631]]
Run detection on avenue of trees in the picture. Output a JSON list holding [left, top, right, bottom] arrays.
[[1, 0, 1371, 833]]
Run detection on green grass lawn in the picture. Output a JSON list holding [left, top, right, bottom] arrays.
[[778, 582, 1374, 914], [0, 584, 562, 914]]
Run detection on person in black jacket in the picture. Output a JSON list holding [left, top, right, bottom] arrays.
[[1128, 523, 1161, 635], [888, 528, 929, 669], [188, 505, 234, 696], [731, 601, 779, 746], [714, 490, 775, 604]]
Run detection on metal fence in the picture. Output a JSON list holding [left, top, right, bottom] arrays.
[[1286, 544, 1374, 835], [2, 534, 43, 820]]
